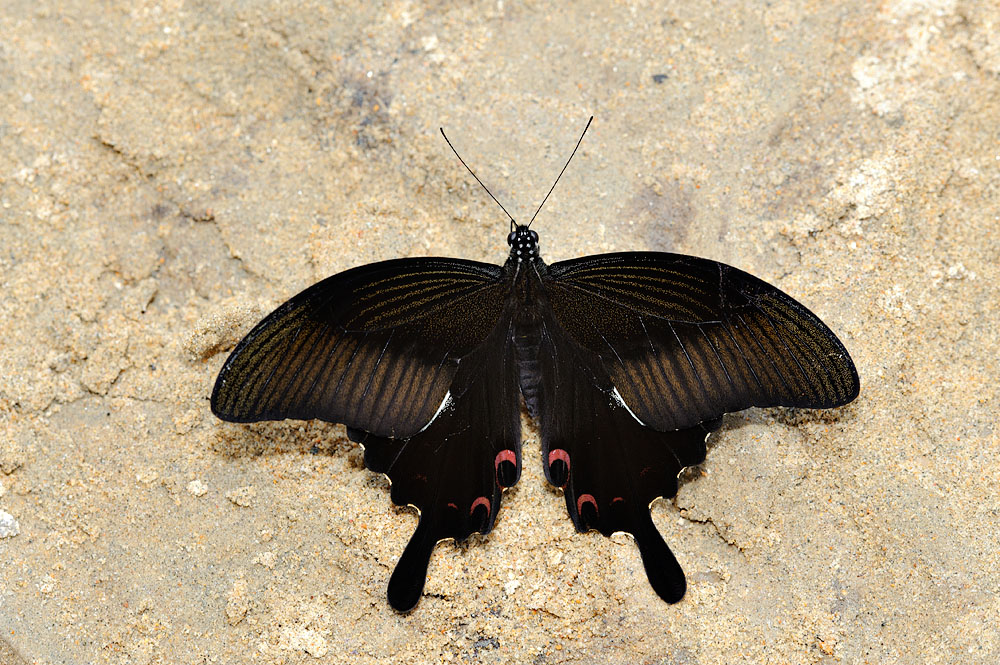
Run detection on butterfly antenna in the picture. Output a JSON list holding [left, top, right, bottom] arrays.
[[440, 127, 517, 231], [527, 115, 593, 228]]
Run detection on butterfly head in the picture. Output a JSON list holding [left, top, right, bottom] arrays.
[[507, 225, 539, 263]]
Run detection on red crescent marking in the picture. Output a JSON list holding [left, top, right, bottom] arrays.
[[577, 493, 598, 516], [494, 450, 517, 468], [470, 496, 491, 517], [447, 502, 458, 510], [611, 496, 624, 505], [548, 449, 570, 469]]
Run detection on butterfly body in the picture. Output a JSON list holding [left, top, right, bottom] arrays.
[[212, 220, 858, 612]]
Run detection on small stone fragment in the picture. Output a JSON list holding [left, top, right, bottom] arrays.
[[255, 550, 276, 569], [37, 574, 55, 594], [0, 510, 19, 538], [173, 408, 202, 434], [227, 485, 256, 507], [136, 469, 159, 485], [0, 439, 25, 475], [295, 629, 328, 658], [226, 579, 250, 625], [186, 479, 208, 497]]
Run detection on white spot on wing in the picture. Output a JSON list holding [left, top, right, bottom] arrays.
[[610, 386, 646, 426], [417, 390, 452, 433]]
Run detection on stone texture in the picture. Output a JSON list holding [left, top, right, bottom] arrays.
[[0, 1, 997, 663]]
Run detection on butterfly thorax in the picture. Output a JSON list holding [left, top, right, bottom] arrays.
[[507, 224, 539, 263]]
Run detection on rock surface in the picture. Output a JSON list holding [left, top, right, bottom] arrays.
[[1, 1, 998, 663]]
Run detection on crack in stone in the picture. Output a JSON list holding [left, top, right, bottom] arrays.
[[178, 206, 216, 224], [93, 130, 264, 288], [94, 135, 154, 180], [676, 507, 745, 554]]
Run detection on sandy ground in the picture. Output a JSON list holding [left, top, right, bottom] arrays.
[[1, 1, 999, 663]]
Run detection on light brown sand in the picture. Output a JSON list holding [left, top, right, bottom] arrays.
[[1, 1, 998, 663]]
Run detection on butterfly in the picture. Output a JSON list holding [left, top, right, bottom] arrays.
[[211, 118, 859, 612]]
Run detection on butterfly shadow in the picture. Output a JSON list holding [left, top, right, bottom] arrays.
[[211, 419, 364, 469], [674, 403, 856, 488], [209, 415, 527, 535]]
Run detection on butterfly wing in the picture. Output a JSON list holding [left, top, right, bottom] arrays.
[[349, 313, 521, 612], [545, 252, 860, 431], [530, 252, 858, 602], [212, 257, 506, 438], [212, 257, 522, 612], [529, 304, 720, 601]]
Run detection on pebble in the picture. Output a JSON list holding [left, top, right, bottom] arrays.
[[226, 485, 256, 507], [294, 629, 328, 658], [0, 510, 20, 538], [187, 479, 208, 497], [255, 550, 276, 569], [225, 578, 249, 626]]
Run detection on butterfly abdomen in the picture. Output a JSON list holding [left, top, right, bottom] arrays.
[[512, 314, 545, 418]]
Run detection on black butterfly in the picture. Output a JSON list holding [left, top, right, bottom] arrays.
[[211, 119, 859, 612]]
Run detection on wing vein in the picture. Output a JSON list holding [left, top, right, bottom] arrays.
[[698, 322, 737, 395], [298, 322, 339, 412], [360, 330, 395, 403], [372, 344, 418, 434], [286, 283, 351, 414], [750, 300, 815, 402], [252, 316, 307, 413], [279, 318, 333, 412], [667, 320, 713, 412], [721, 313, 766, 394], [330, 332, 366, 401], [735, 311, 796, 397], [638, 315, 686, 427]]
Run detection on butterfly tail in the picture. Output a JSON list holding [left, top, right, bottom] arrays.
[[387, 515, 438, 612], [633, 514, 687, 604]]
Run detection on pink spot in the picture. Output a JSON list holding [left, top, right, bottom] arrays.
[[611, 496, 624, 506], [577, 493, 598, 517], [494, 449, 518, 487], [447, 502, 458, 510], [548, 449, 570, 469], [495, 449, 516, 467], [470, 496, 491, 517]]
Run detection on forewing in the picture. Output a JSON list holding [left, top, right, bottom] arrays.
[[211, 258, 505, 438], [349, 314, 522, 612], [546, 252, 859, 432]]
